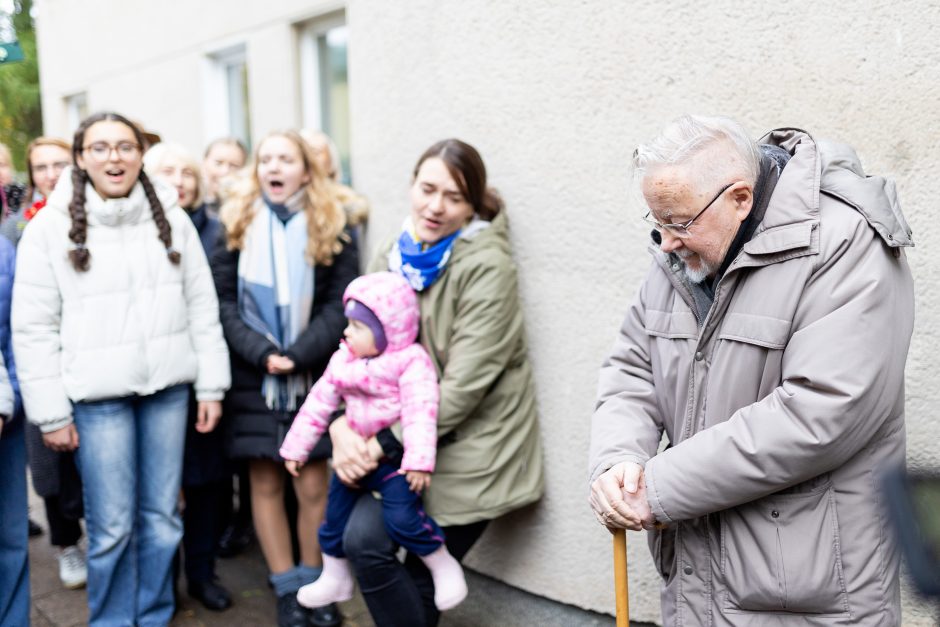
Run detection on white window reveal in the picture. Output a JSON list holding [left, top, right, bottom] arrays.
[[299, 13, 351, 184], [65, 92, 88, 133], [203, 44, 251, 150]]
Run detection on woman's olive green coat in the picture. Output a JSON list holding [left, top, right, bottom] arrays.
[[370, 212, 543, 526]]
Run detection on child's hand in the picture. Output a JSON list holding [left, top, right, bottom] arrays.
[[401, 470, 431, 493], [285, 459, 304, 477]]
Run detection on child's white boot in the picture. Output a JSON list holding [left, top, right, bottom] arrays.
[[419, 545, 468, 611], [296, 555, 354, 607]]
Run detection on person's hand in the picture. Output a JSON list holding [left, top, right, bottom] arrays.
[[401, 469, 431, 493], [195, 400, 223, 433], [589, 461, 656, 532], [328, 415, 377, 487], [0, 415, 5, 437], [266, 354, 296, 375], [42, 423, 80, 452], [285, 459, 304, 478], [366, 436, 384, 463]]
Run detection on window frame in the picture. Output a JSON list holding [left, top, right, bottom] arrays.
[[202, 43, 251, 150]]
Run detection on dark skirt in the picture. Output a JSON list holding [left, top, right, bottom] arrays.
[[224, 390, 332, 463]]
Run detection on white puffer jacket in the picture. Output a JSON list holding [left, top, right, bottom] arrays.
[[12, 169, 231, 433]]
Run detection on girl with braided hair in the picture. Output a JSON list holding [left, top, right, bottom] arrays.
[[11, 111, 231, 626]]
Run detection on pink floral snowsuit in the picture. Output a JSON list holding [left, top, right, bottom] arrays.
[[280, 272, 445, 557]]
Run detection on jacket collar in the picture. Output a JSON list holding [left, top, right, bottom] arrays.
[[83, 181, 150, 227], [739, 129, 821, 261], [47, 166, 180, 227]]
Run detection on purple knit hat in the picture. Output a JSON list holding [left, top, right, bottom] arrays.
[[345, 299, 388, 354]]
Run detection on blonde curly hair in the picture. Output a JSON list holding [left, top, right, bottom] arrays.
[[220, 130, 348, 265]]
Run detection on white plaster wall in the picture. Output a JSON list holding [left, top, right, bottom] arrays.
[[346, 1, 940, 624]]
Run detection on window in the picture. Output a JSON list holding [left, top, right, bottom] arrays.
[[65, 92, 88, 132], [203, 45, 251, 150], [299, 14, 351, 183]]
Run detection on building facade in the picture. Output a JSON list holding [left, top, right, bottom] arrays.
[[35, 1, 940, 624]]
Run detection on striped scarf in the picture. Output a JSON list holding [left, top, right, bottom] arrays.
[[237, 193, 314, 410]]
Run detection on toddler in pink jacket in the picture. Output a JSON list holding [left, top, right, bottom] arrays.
[[280, 272, 467, 612]]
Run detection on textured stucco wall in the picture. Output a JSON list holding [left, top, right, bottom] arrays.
[[32, 0, 940, 624], [346, 1, 939, 624]]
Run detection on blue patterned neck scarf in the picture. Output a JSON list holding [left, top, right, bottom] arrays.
[[390, 228, 461, 291]]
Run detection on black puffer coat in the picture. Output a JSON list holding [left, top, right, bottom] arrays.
[[211, 228, 358, 460]]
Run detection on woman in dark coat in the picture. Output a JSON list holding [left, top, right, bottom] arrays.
[[211, 130, 357, 627]]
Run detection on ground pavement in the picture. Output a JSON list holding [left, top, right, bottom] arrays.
[[27, 488, 623, 626]]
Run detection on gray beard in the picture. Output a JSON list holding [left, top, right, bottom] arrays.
[[677, 255, 717, 284]]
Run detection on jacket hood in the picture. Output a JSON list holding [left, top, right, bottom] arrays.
[[46, 165, 180, 227], [759, 129, 913, 248], [343, 271, 420, 352], [449, 210, 510, 264]]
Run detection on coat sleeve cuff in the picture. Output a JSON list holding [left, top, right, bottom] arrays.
[[36, 415, 73, 434], [194, 389, 225, 402], [644, 458, 673, 524], [588, 453, 649, 486], [400, 450, 435, 473]]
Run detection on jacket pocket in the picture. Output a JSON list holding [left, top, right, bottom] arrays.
[[644, 308, 698, 339], [720, 480, 848, 615], [647, 525, 676, 582], [716, 312, 790, 349]]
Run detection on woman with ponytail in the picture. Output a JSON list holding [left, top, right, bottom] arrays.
[[11, 112, 231, 626], [329, 139, 544, 626], [211, 130, 356, 627]]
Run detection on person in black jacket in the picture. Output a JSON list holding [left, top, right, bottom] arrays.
[[211, 130, 356, 627], [145, 142, 233, 611]]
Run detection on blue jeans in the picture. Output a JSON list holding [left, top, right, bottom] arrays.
[[320, 462, 445, 558], [73, 384, 189, 627], [0, 419, 30, 627]]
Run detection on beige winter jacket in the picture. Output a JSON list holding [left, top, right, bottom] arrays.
[[12, 170, 231, 433], [590, 129, 914, 626]]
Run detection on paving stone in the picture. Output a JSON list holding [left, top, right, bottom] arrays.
[[30, 605, 54, 627], [31, 587, 89, 627]]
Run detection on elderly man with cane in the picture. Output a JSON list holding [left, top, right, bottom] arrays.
[[589, 114, 914, 626]]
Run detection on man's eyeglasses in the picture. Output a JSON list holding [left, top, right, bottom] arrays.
[[82, 142, 141, 163], [643, 181, 738, 239]]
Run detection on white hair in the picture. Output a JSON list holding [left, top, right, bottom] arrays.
[[299, 129, 343, 182], [633, 115, 761, 192], [143, 142, 204, 207]]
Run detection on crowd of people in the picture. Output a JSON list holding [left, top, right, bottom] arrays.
[[0, 113, 544, 627], [0, 110, 917, 627]]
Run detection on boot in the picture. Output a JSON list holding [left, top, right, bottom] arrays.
[[419, 545, 467, 611], [296, 555, 354, 608]]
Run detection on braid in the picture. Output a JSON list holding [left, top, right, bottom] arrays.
[[139, 171, 181, 265], [67, 168, 91, 272]]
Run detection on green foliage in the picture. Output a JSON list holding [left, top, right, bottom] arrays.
[[0, 0, 42, 175]]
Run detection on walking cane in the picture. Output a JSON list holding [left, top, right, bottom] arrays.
[[613, 528, 629, 626]]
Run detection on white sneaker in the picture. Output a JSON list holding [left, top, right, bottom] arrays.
[[57, 545, 87, 590]]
